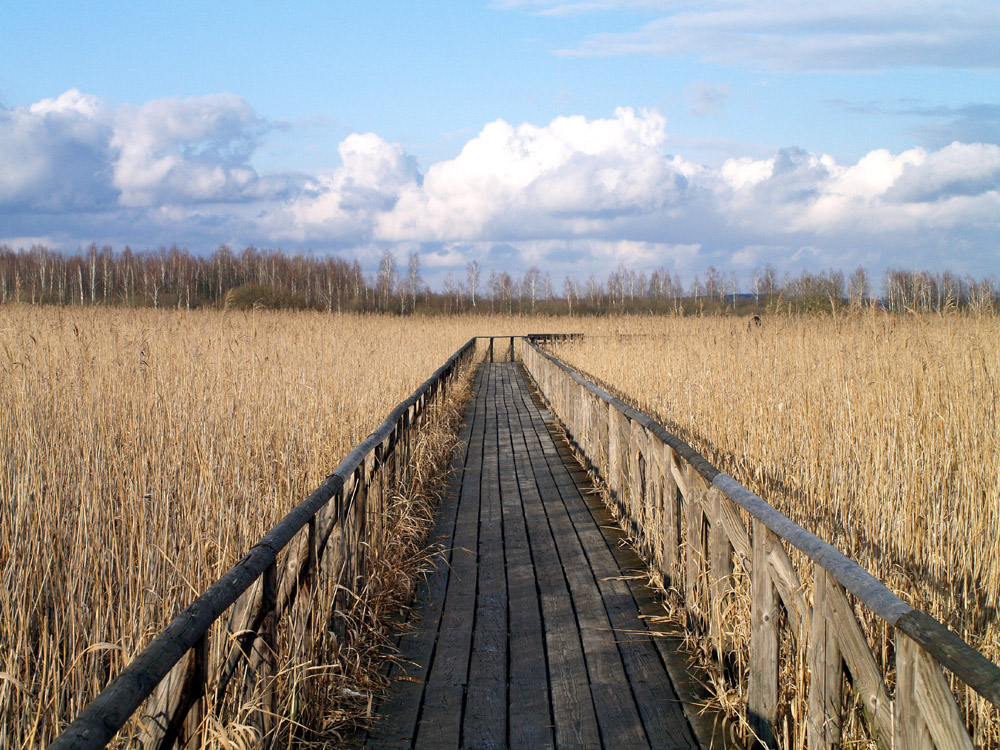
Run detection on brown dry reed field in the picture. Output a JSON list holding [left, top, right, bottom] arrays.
[[0, 306, 561, 747], [548, 311, 999, 746], [2, 304, 998, 745]]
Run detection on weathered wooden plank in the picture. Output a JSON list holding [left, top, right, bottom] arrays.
[[684, 483, 706, 621], [661, 443, 683, 588], [412, 368, 485, 749], [515, 368, 699, 749], [462, 364, 508, 748], [895, 609, 1000, 710], [767, 540, 809, 641], [365, 366, 487, 748], [823, 573, 893, 743], [513, 378, 648, 747], [496, 365, 558, 749], [895, 632, 934, 750], [717, 486, 750, 561], [708, 488, 734, 656], [608, 402, 625, 513], [915, 644, 974, 750], [808, 568, 843, 749], [749, 520, 779, 747], [503, 369, 600, 749]]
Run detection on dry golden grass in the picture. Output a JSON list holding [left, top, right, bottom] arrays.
[[548, 311, 1000, 745], [8, 304, 995, 746], [0, 306, 543, 747]]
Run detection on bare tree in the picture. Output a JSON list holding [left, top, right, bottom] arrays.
[[407, 251, 421, 313], [487, 270, 498, 314], [848, 266, 870, 309], [499, 272, 513, 314], [751, 266, 762, 303], [523, 266, 541, 312], [466, 260, 481, 308], [761, 263, 779, 298], [586, 274, 601, 310], [564, 276, 577, 315], [376, 249, 397, 311], [704, 265, 722, 301], [443, 272, 455, 314]]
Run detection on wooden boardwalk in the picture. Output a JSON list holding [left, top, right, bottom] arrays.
[[366, 362, 700, 750]]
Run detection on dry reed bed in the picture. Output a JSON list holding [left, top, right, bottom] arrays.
[[0, 307, 513, 747], [550, 312, 999, 745]]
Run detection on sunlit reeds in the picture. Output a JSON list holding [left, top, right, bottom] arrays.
[[0, 306, 499, 746], [549, 310, 1000, 745]]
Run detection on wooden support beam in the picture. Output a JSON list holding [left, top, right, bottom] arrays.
[[181, 633, 207, 746], [709, 488, 733, 655], [808, 568, 843, 749], [749, 520, 779, 747], [895, 632, 935, 750], [608, 403, 624, 512], [824, 575, 893, 744], [911, 635, 975, 750], [661, 444, 682, 587], [684, 479, 707, 623]]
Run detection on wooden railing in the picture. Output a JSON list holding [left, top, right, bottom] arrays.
[[520, 338, 1000, 749], [51, 338, 478, 749]]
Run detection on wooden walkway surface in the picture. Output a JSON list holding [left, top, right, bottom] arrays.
[[366, 362, 701, 749]]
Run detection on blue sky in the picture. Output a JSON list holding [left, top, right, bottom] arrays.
[[2, 0, 999, 287]]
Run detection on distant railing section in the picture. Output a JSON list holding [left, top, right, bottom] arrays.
[[520, 338, 1000, 749], [51, 338, 479, 750]]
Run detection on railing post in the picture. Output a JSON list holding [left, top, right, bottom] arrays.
[[895, 632, 934, 750], [709, 488, 733, 657], [249, 559, 278, 743], [808, 568, 843, 749], [183, 633, 208, 746], [629, 421, 649, 555], [684, 473, 707, 620], [750, 519, 779, 747], [661, 445, 682, 586], [608, 404, 623, 511], [292, 517, 318, 662], [156, 631, 209, 750], [895, 630, 974, 750]]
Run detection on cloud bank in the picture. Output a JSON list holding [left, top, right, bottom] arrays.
[[2, 90, 998, 282]]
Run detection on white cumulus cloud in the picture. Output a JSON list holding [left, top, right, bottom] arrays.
[[0, 89, 115, 211], [274, 132, 420, 241], [375, 107, 697, 242], [0, 89, 281, 213], [111, 93, 271, 206], [2, 89, 998, 281]]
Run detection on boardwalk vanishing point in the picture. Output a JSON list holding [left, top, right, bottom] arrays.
[[364, 361, 703, 749]]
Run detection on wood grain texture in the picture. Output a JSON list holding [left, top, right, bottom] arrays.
[[807, 569, 843, 750], [366, 362, 699, 749], [749, 520, 779, 747], [895, 633, 935, 750]]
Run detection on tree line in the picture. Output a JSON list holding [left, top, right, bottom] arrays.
[[0, 243, 996, 315]]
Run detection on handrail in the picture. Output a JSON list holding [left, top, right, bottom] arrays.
[[520, 337, 999, 748], [51, 337, 478, 749]]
